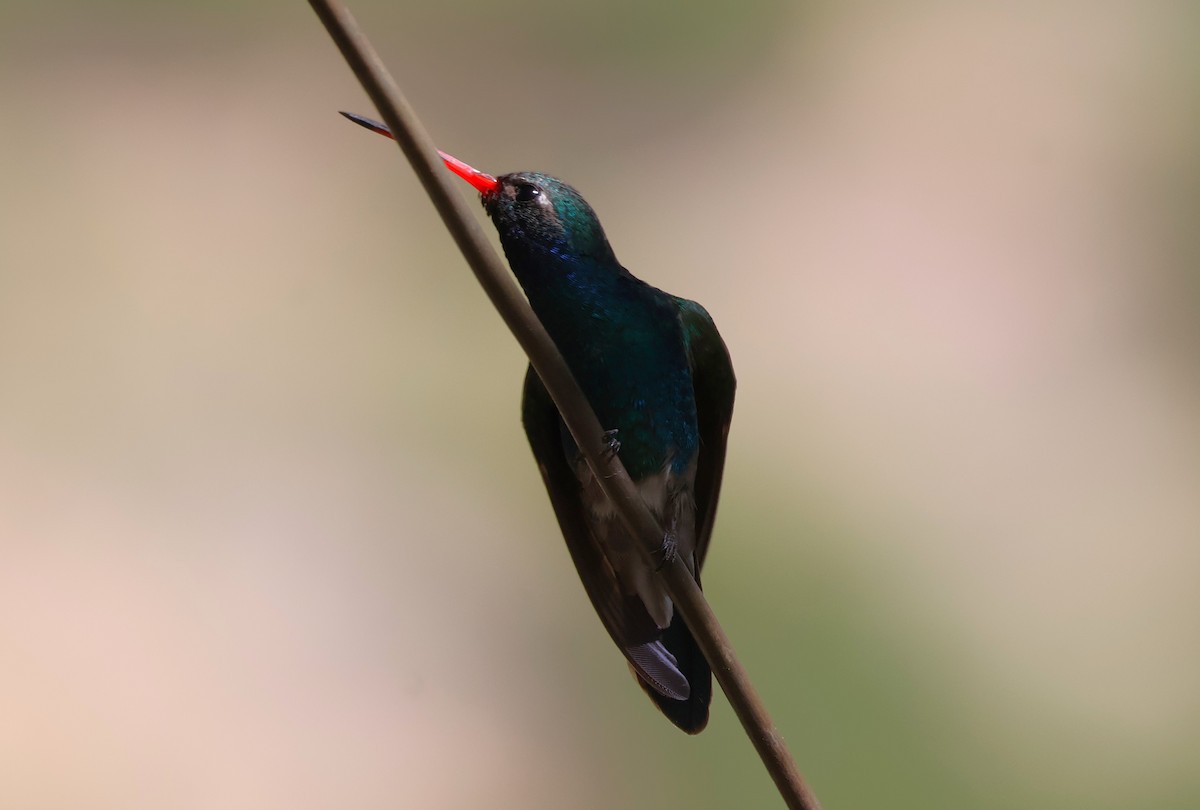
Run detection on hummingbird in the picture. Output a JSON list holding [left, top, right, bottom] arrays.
[[342, 112, 736, 733]]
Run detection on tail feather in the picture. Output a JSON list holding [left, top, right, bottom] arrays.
[[626, 640, 690, 700], [632, 613, 711, 734]]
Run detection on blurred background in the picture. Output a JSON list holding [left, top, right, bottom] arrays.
[[1, 1, 1198, 807]]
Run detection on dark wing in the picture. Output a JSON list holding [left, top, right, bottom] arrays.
[[520, 367, 670, 672], [675, 298, 736, 571]]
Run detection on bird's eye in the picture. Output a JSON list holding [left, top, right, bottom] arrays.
[[515, 183, 541, 202]]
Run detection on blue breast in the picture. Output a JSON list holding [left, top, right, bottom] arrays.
[[519, 256, 698, 480]]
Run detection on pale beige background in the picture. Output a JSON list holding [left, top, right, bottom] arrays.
[[1, 2, 1197, 808]]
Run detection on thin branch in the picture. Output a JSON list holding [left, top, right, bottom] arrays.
[[306, 3, 822, 808]]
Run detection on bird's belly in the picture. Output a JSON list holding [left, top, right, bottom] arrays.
[[584, 465, 674, 521], [575, 462, 698, 630]]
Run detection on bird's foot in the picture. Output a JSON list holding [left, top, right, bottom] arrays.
[[600, 429, 621, 459], [653, 531, 679, 571]]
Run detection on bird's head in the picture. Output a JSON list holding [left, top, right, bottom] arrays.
[[340, 112, 615, 264], [481, 171, 615, 264]]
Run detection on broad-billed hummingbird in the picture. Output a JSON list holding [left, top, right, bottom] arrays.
[[342, 112, 736, 733]]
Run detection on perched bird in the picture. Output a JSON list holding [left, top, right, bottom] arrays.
[[342, 112, 736, 733]]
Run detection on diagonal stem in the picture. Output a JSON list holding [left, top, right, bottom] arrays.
[[307, 2, 822, 808]]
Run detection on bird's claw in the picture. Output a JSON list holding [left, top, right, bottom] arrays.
[[601, 429, 621, 459], [653, 531, 679, 571]]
